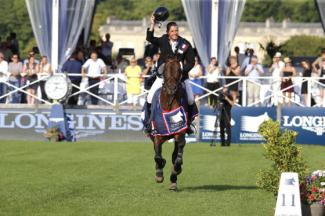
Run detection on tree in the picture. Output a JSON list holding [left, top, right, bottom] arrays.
[[281, 35, 325, 57], [0, 0, 322, 59], [241, 0, 320, 22]]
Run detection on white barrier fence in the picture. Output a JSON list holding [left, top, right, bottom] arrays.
[[1, 74, 325, 108]]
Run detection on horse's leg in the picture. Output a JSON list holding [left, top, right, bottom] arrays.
[[153, 136, 167, 183], [170, 134, 186, 190]]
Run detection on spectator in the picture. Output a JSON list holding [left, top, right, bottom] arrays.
[[206, 57, 221, 108], [152, 51, 161, 69], [38, 56, 52, 102], [3, 37, 13, 61], [23, 55, 38, 104], [234, 46, 245, 67], [225, 56, 240, 104], [23, 51, 39, 65], [82, 51, 107, 105], [95, 46, 106, 63], [101, 33, 113, 65], [281, 57, 296, 106], [114, 54, 129, 74], [318, 56, 325, 107], [188, 56, 203, 101], [245, 55, 264, 106], [77, 49, 86, 64], [125, 57, 142, 108], [86, 40, 97, 58], [142, 56, 156, 90], [62, 51, 82, 106], [0, 52, 9, 103], [8, 54, 23, 103], [269, 52, 285, 106], [240, 48, 254, 74], [300, 60, 312, 106], [9, 32, 19, 55], [312, 48, 325, 73], [143, 43, 159, 58]]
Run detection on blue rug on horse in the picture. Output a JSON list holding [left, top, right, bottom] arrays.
[[151, 88, 187, 136], [151, 87, 199, 136], [142, 86, 199, 136]]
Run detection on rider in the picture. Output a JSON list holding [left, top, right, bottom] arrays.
[[144, 14, 196, 134]]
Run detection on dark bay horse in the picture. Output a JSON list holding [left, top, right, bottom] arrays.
[[149, 57, 187, 191]]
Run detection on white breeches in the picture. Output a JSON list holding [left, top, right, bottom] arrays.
[[147, 77, 194, 105]]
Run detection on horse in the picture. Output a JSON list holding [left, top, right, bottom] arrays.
[[148, 57, 187, 191]]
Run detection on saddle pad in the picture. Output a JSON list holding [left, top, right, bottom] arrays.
[[151, 89, 188, 136], [162, 106, 188, 134]]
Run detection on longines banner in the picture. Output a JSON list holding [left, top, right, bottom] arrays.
[[0, 108, 147, 141], [1, 106, 325, 144], [199, 106, 276, 143], [281, 107, 325, 145]]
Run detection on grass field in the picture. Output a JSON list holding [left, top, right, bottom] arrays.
[[0, 141, 324, 216]]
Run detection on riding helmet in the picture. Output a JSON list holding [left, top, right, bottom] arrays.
[[153, 6, 169, 22]]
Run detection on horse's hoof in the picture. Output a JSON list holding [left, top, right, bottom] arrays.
[[155, 175, 164, 183], [169, 183, 178, 191]]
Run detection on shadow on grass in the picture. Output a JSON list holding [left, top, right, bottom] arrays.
[[181, 184, 258, 192]]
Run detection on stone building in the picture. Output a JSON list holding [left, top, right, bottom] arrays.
[[99, 17, 324, 63]]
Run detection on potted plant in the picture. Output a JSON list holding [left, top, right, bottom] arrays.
[[44, 127, 65, 142], [300, 170, 325, 216]]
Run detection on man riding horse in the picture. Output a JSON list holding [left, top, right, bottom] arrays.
[[144, 7, 197, 135]]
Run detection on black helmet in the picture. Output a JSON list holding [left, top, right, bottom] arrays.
[[153, 7, 169, 22]]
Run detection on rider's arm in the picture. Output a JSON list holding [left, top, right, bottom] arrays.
[[146, 15, 159, 46]]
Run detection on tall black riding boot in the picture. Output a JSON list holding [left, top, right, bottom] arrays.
[[143, 102, 152, 134], [186, 103, 197, 135]]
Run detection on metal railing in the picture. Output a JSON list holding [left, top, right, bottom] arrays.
[[1, 74, 325, 108]]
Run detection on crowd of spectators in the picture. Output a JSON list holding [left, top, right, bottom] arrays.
[[1, 31, 325, 108], [199, 47, 325, 108]]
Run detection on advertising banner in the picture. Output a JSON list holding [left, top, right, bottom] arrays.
[[0, 108, 147, 142], [281, 107, 325, 145], [199, 106, 276, 144]]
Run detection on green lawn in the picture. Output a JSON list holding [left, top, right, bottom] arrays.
[[0, 141, 324, 216]]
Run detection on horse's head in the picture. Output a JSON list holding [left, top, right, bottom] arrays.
[[163, 57, 182, 95]]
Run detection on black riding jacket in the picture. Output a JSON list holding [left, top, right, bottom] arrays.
[[146, 28, 195, 80]]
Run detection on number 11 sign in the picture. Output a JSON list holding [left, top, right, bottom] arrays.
[[274, 172, 302, 216]]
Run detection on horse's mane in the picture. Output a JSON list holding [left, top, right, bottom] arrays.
[[163, 56, 181, 81]]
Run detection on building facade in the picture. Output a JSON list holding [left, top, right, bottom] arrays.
[[99, 17, 324, 63]]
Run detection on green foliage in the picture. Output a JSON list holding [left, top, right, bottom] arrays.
[[0, 0, 321, 59], [262, 35, 325, 65], [0, 0, 34, 57], [281, 35, 325, 57], [257, 120, 308, 195], [242, 0, 320, 22], [90, 0, 185, 40]]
